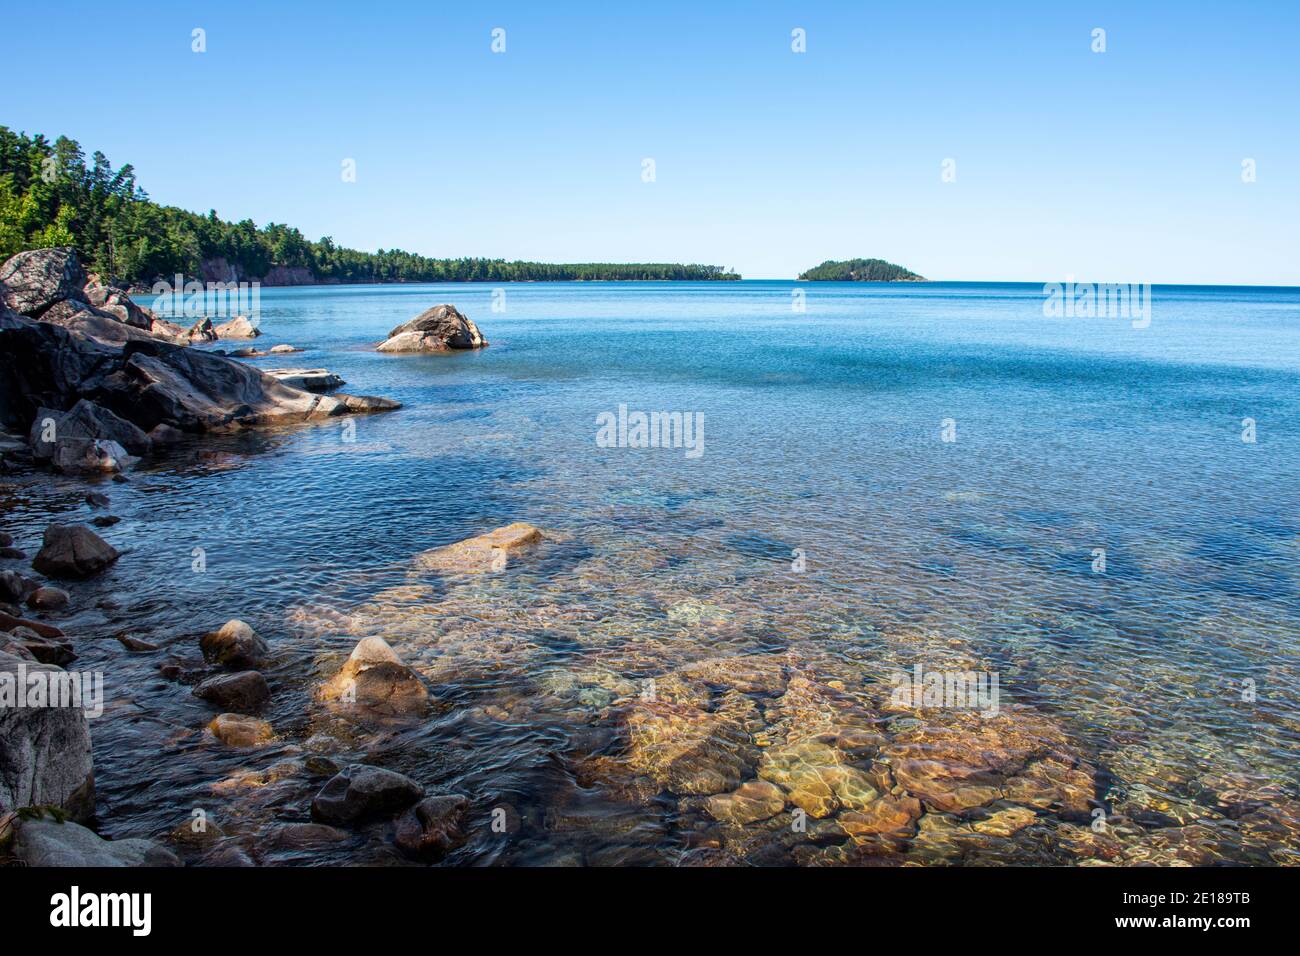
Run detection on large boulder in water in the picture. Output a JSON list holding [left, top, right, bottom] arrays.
[[377, 304, 487, 352], [94, 339, 398, 432], [213, 315, 260, 339], [31, 523, 120, 578], [29, 398, 151, 473], [0, 248, 86, 317], [319, 636, 428, 719], [0, 650, 95, 821], [11, 816, 180, 866]]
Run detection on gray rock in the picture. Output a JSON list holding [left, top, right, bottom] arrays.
[[0, 651, 94, 820], [3, 626, 75, 666], [377, 304, 487, 352], [31, 523, 120, 578], [263, 368, 344, 392], [310, 764, 423, 826], [199, 620, 268, 669], [0, 569, 36, 603], [0, 248, 86, 317], [29, 398, 151, 474], [192, 670, 269, 713], [12, 817, 180, 867], [213, 315, 260, 339]]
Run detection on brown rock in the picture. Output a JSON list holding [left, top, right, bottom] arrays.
[[200, 619, 268, 669], [394, 794, 470, 860], [31, 523, 120, 578], [193, 670, 270, 713], [412, 522, 543, 574], [206, 713, 274, 748], [376, 304, 487, 352], [26, 586, 70, 611], [705, 780, 787, 825]]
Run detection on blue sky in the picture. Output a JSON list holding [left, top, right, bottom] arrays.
[[4, 1, 1297, 282]]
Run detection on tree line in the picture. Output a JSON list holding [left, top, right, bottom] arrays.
[[0, 128, 740, 285]]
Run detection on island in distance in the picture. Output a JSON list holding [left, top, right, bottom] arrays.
[[798, 258, 925, 281]]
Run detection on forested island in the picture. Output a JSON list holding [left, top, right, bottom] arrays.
[[0, 128, 740, 286], [799, 258, 925, 281]]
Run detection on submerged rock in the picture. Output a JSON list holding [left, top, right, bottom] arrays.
[[412, 522, 544, 574], [757, 738, 878, 818], [705, 780, 787, 825], [31, 522, 120, 578], [11, 816, 180, 867], [394, 794, 470, 860], [200, 620, 268, 669], [0, 651, 95, 821], [310, 764, 423, 826], [206, 713, 274, 748], [377, 304, 487, 352], [624, 700, 757, 796]]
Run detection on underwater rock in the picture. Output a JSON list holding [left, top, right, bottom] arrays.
[[206, 713, 274, 748], [836, 795, 924, 840], [412, 522, 544, 574], [705, 780, 787, 825], [757, 738, 878, 818], [624, 699, 757, 796]]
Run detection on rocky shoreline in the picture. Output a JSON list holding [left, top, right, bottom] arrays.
[[2, 251, 1297, 868]]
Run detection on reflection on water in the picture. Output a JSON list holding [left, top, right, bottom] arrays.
[[3, 280, 1298, 865]]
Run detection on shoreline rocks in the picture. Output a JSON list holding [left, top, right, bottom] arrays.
[[10, 816, 180, 867], [376, 304, 487, 352], [263, 368, 344, 392], [193, 671, 270, 713]]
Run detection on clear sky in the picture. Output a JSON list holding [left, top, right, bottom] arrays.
[[4, 1, 1297, 282]]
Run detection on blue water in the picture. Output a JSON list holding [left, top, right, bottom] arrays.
[[6, 280, 1298, 864]]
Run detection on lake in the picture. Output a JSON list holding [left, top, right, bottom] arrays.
[[6, 279, 1298, 865]]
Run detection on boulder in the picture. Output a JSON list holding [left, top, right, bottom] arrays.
[[193, 671, 270, 713], [757, 739, 878, 818], [83, 280, 151, 329], [0, 310, 117, 432], [206, 713, 274, 748], [26, 586, 70, 611], [94, 339, 398, 432], [263, 368, 344, 392], [0, 248, 86, 317], [37, 298, 169, 348], [31, 523, 120, 578], [320, 636, 428, 719], [624, 700, 757, 796], [0, 569, 36, 603], [3, 626, 75, 666], [29, 399, 151, 474], [187, 318, 217, 342], [11, 817, 180, 867], [412, 522, 543, 574], [200, 620, 268, 669], [310, 764, 423, 826], [394, 794, 470, 860], [0, 651, 95, 821], [376, 304, 487, 352], [269, 344, 300, 354], [213, 315, 260, 339]]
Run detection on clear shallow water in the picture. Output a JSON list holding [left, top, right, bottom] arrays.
[[4, 280, 1299, 865]]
